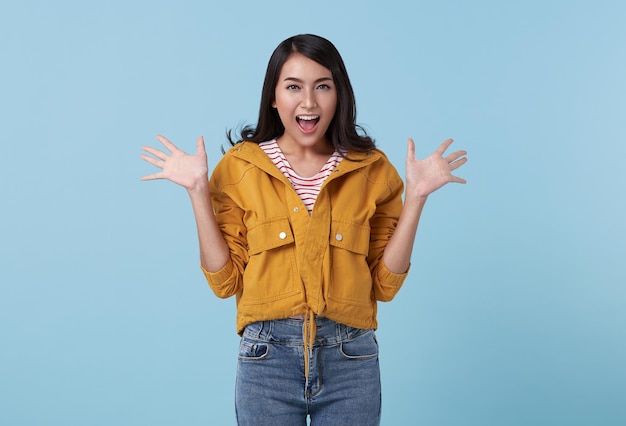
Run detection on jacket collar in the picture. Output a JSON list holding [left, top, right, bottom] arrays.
[[226, 141, 382, 183]]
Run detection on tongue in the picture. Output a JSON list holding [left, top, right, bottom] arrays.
[[299, 119, 317, 132]]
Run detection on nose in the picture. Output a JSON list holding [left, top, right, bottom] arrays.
[[300, 88, 317, 109]]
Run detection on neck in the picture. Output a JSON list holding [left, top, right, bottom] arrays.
[[276, 136, 335, 158]]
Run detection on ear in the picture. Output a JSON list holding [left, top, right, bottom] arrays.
[[271, 101, 276, 108]]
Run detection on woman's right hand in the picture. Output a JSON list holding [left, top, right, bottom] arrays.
[[141, 135, 209, 192], [142, 135, 231, 273]]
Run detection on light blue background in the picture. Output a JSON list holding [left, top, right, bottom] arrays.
[[1, 0, 624, 425]]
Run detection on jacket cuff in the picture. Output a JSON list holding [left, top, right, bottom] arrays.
[[375, 261, 410, 301], [201, 261, 235, 288], [379, 260, 410, 281]]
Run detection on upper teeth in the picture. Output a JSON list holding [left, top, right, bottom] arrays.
[[298, 115, 318, 120]]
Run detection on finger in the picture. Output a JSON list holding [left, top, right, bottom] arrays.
[[140, 171, 164, 181], [450, 175, 467, 184], [445, 150, 467, 163], [140, 154, 165, 168], [436, 138, 454, 156], [407, 138, 416, 160], [156, 134, 178, 152], [141, 145, 168, 160], [449, 157, 468, 171]]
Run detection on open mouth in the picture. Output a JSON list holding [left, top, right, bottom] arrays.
[[296, 115, 320, 133]]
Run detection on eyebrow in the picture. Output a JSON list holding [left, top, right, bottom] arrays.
[[283, 77, 333, 83]]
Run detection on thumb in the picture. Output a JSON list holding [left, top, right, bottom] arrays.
[[196, 135, 206, 154], [407, 138, 416, 160]]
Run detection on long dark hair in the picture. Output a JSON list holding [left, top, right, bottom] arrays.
[[227, 34, 375, 154]]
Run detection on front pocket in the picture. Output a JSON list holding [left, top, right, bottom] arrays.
[[340, 330, 378, 360], [238, 338, 269, 361]]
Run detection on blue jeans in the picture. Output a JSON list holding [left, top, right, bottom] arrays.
[[235, 317, 382, 425]]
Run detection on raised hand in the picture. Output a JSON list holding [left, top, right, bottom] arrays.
[[141, 135, 209, 192], [405, 138, 467, 198]]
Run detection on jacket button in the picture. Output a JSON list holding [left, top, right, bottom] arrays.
[[293, 207, 299, 212], [279, 232, 287, 240], [335, 233, 343, 241]]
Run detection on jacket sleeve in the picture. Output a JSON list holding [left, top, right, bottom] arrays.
[[200, 167, 249, 299], [368, 165, 409, 302]]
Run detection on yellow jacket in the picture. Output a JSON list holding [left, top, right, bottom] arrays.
[[202, 141, 408, 334]]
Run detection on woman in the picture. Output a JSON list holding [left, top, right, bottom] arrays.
[[141, 34, 467, 425]]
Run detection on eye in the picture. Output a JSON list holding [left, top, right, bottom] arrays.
[[287, 84, 300, 90], [317, 84, 331, 90]]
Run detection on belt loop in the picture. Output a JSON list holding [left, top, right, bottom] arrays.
[[345, 323, 351, 340], [253, 321, 262, 339], [337, 322, 346, 342], [259, 320, 271, 340], [253, 320, 268, 340], [266, 320, 273, 340]]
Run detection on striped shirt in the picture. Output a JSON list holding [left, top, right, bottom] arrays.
[[259, 140, 343, 214]]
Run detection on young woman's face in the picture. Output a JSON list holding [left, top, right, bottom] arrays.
[[272, 53, 337, 150]]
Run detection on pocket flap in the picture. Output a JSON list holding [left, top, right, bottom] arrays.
[[330, 221, 370, 256], [247, 217, 294, 255]]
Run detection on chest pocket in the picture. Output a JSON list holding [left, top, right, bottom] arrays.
[[328, 220, 373, 307], [242, 217, 299, 307]]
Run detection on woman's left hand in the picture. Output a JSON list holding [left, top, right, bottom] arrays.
[[405, 138, 467, 198]]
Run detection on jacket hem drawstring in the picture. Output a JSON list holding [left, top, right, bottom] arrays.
[[292, 304, 317, 384]]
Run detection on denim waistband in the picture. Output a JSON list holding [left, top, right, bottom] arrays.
[[242, 317, 369, 346]]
